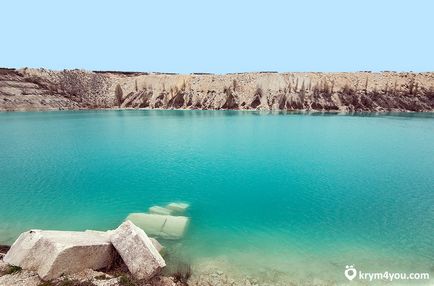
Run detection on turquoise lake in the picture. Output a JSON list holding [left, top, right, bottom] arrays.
[[0, 110, 433, 284]]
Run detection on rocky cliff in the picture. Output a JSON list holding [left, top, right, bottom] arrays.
[[1, 67, 433, 112]]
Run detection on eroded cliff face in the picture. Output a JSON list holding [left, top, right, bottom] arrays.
[[1, 67, 433, 112]]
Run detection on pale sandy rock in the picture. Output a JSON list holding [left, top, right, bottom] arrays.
[[0, 270, 41, 286], [149, 206, 174, 215], [3, 229, 115, 280], [126, 213, 189, 239], [110, 220, 166, 280], [166, 202, 189, 213]]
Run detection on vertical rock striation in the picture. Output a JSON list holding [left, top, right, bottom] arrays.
[[1, 67, 433, 112]]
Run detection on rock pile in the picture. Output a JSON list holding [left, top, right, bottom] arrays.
[[3, 229, 115, 280], [0, 202, 192, 285], [2, 221, 165, 282], [127, 202, 190, 240]]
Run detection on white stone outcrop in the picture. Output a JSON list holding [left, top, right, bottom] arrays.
[[3, 230, 115, 280], [110, 221, 165, 280], [126, 213, 189, 239]]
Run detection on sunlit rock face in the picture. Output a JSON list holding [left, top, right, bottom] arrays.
[[3, 230, 115, 280], [110, 221, 166, 280], [1, 68, 433, 112]]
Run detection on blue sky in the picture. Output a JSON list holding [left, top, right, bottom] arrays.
[[1, 0, 433, 73]]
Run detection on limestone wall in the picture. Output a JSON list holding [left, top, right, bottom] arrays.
[[1, 68, 433, 112]]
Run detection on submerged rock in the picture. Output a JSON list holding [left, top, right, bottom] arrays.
[[149, 206, 174, 215], [3, 230, 115, 280], [166, 202, 189, 213], [150, 238, 165, 254], [110, 220, 166, 280], [127, 213, 189, 239]]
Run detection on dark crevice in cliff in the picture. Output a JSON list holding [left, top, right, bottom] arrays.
[[221, 87, 238, 109], [167, 89, 186, 109], [278, 94, 287, 110], [249, 87, 263, 109], [186, 94, 193, 107], [225, 95, 238, 109], [153, 91, 167, 108]]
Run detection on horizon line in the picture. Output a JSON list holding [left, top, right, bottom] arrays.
[[1, 66, 432, 75]]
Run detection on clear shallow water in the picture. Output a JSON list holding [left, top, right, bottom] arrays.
[[0, 110, 433, 284]]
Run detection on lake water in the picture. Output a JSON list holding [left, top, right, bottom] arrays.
[[0, 110, 433, 285]]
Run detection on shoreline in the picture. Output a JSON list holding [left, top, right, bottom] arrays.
[[1, 107, 433, 116]]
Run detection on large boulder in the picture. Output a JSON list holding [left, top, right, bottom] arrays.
[[3, 230, 115, 280], [126, 213, 189, 239], [84, 230, 165, 254], [110, 221, 165, 280]]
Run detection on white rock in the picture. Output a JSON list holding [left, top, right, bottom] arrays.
[[126, 213, 189, 239], [3, 230, 115, 280], [166, 202, 189, 213], [149, 206, 174, 215], [84, 230, 164, 253], [110, 220, 166, 280]]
